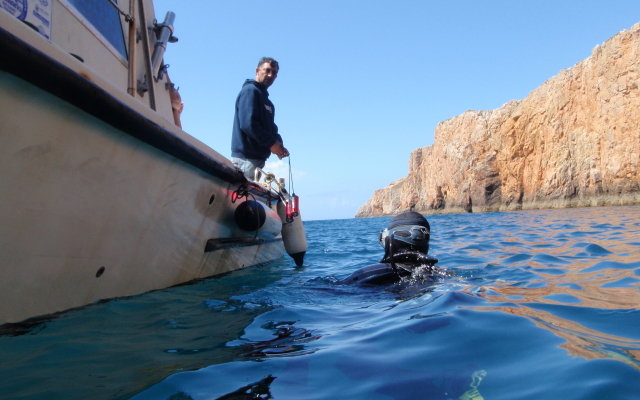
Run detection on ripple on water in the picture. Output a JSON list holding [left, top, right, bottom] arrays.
[[524, 302, 640, 341], [531, 267, 568, 276], [600, 277, 640, 288], [581, 260, 640, 273], [542, 294, 583, 304], [499, 241, 528, 248], [558, 282, 583, 290], [533, 254, 573, 265], [502, 253, 532, 263], [583, 243, 613, 255], [4, 206, 640, 400], [460, 243, 501, 251]]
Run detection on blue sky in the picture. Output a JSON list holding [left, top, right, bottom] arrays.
[[153, 0, 640, 221]]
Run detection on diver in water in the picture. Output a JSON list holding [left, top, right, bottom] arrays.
[[340, 211, 438, 285]]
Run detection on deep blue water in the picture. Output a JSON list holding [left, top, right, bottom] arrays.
[[1, 206, 640, 400]]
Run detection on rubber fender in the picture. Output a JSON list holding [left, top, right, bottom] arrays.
[[234, 199, 282, 239], [277, 200, 307, 266]]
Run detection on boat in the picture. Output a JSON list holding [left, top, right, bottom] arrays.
[[0, 0, 307, 325]]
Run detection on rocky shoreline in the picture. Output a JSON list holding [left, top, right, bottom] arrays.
[[357, 22, 640, 218]]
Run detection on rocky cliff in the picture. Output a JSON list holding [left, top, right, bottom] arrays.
[[356, 23, 640, 218]]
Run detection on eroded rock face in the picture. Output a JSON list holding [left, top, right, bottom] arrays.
[[356, 23, 640, 218]]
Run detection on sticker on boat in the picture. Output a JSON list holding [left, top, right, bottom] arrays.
[[1, 0, 51, 39]]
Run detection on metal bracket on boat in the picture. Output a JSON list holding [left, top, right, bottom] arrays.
[[254, 169, 292, 209], [137, 76, 149, 97], [152, 19, 179, 44], [157, 63, 169, 81], [151, 12, 178, 79], [261, 170, 276, 185], [254, 168, 287, 199]]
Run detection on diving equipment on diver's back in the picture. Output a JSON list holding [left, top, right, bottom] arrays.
[[339, 253, 438, 285]]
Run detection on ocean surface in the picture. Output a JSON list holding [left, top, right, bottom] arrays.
[[1, 205, 640, 400]]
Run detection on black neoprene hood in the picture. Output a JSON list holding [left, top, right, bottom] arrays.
[[387, 212, 430, 231]]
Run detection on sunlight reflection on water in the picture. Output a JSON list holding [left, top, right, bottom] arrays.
[[1, 206, 639, 400]]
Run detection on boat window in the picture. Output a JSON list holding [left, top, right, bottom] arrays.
[[66, 0, 128, 60]]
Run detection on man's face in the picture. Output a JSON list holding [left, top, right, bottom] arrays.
[[255, 62, 278, 88]]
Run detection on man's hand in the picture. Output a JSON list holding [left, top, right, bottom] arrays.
[[270, 141, 290, 159]]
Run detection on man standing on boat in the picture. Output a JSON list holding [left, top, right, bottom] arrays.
[[231, 57, 289, 180]]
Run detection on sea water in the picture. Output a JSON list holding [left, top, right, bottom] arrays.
[[1, 206, 640, 400]]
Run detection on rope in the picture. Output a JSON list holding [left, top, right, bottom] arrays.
[[288, 157, 295, 195], [107, 0, 133, 22]]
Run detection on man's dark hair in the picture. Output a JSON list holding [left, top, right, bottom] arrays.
[[258, 57, 279, 71]]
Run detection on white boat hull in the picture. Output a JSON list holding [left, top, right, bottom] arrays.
[[0, 13, 287, 324]]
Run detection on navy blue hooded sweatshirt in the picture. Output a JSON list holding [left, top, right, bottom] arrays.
[[231, 79, 283, 160]]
